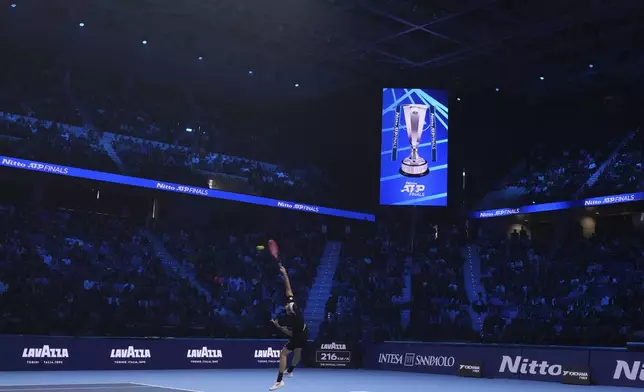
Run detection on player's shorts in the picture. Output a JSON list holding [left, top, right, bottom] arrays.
[[285, 328, 308, 350]]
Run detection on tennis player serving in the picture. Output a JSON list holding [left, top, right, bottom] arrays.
[[269, 265, 307, 391]]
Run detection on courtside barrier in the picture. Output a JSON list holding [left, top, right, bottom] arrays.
[[365, 341, 644, 388], [0, 336, 359, 371], [1, 335, 289, 371], [3, 336, 643, 387]]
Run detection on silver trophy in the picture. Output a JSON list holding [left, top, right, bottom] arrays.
[[392, 104, 434, 177]]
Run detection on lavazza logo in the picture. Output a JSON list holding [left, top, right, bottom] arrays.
[[22, 345, 69, 365], [499, 356, 588, 379], [110, 346, 151, 365], [254, 347, 281, 363], [186, 347, 223, 364], [613, 360, 644, 381], [378, 353, 455, 368], [320, 343, 347, 350]]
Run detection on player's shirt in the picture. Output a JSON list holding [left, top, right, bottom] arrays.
[[285, 295, 306, 336]]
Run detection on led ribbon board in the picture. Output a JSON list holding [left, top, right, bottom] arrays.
[[0, 156, 375, 222], [471, 193, 642, 219]]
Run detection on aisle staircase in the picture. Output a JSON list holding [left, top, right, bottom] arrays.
[[580, 129, 638, 192], [142, 229, 212, 303], [304, 241, 342, 340], [462, 245, 485, 332], [63, 70, 98, 135], [65, 70, 128, 174], [547, 129, 640, 260], [399, 255, 413, 329], [100, 133, 127, 173]]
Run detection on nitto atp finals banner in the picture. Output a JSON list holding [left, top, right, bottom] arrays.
[[380, 88, 448, 206]]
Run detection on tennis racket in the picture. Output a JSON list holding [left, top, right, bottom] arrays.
[[268, 239, 282, 268]]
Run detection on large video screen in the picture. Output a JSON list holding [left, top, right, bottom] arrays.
[[380, 88, 449, 206]]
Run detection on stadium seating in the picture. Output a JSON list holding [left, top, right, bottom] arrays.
[[0, 117, 119, 173], [155, 213, 326, 338], [478, 224, 644, 346], [582, 129, 644, 198], [2, 51, 644, 348], [477, 131, 640, 209], [0, 203, 330, 338], [319, 219, 475, 343], [0, 52, 322, 205], [0, 205, 211, 336]]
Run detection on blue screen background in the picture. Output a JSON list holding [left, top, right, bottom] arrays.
[[380, 88, 449, 206]]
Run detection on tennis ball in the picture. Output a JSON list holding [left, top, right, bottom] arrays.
[[257, 245, 265, 250]]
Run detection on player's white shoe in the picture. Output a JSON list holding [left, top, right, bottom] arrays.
[[269, 381, 285, 391], [284, 371, 293, 377]]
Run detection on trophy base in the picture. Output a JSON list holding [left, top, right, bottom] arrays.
[[400, 158, 429, 177]]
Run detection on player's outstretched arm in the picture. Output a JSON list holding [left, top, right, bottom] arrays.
[[279, 266, 294, 298], [271, 319, 292, 336]]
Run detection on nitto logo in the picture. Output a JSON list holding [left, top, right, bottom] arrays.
[[22, 346, 69, 358], [499, 356, 563, 376], [321, 343, 347, 350], [156, 183, 176, 191], [2, 158, 27, 168], [110, 346, 151, 359], [613, 360, 644, 381], [254, 348, 281, 359], [378, 353, 403, 365], [401, 182, 425, 197], [187, 347, 223, 359]]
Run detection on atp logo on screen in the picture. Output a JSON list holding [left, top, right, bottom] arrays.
[[401, 182, 425, 197]]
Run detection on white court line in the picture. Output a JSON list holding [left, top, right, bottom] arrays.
[[128, 383, 202, 392], [0, 388, 146, 392]]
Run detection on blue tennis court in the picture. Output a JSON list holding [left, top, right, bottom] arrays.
[[0, 369, 636, 392]]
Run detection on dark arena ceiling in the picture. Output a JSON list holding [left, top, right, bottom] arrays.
[[1, 0, 644, 104]]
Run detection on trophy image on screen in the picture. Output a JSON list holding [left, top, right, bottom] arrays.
[[391, 104, 436, 177]]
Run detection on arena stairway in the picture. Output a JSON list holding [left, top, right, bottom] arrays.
[[399, 255, 413, 329], [142, 229, 212, 303], [100, 133, 128, 173], [580, 128, 638, 191], [304, 241, 342, 340], [462, 245, 485, 332], [64, 70, 128, 174], [548, 128, 639, 260], [63, 71, 99, 136], [475, 157, 529, 210]]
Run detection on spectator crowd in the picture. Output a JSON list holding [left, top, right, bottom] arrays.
[[478, 222, 644, 346], [318, 216, 475, 343], [1, 46, 644, 348], [1, 191, 643, 347], [0, 52, 323, 206], [0, 202, 327, 338], [479, 128, 643, 210]]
